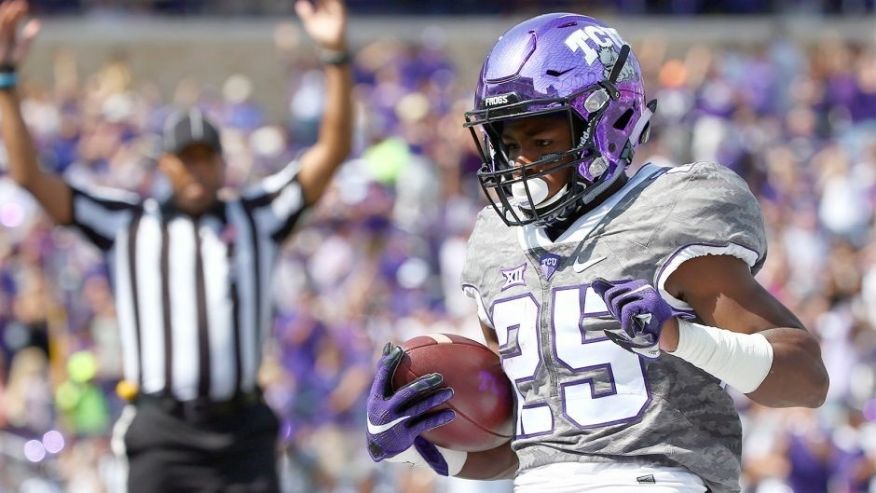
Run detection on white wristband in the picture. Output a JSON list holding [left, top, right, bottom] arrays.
[[671, 319, 774, 394], [385, 444, 468, 476]]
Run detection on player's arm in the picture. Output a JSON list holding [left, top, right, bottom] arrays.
[[661, 254, 829, 408], [0, 1, 72, 224], [292, 0, 353, 206]]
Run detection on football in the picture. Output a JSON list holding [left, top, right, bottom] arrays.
[[392, 333, 514, 452]]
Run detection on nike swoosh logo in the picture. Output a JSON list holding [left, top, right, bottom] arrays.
[[367, 415, 409, 435], [573, 255, 607, 273], [547, 67, 574, 77]]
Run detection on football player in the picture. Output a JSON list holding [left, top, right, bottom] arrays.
[[365, 13, 829, 492]]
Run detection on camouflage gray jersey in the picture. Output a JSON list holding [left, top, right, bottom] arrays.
[[461, 162, 767, 493]]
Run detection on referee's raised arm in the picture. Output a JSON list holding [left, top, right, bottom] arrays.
[[0, 0, 72, 224], [293, 0, 354, 207]]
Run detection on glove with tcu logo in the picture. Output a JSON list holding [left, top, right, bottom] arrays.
[[366, 342, 460, 475], [591, 278, 694, 359]]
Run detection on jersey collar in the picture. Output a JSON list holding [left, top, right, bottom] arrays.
[[517, 163, 668, 251]]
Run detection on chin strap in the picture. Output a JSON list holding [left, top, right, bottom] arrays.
[[608, 44, 630, 86]]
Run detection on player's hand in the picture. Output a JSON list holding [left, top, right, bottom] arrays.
[[294, 0, 347, 52], [591, 278, 693, 359], [366, 342, 456, 472], [0, 0, 39, 67]]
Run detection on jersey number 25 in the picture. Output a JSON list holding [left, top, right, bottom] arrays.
[[491, 283, 650, 437]]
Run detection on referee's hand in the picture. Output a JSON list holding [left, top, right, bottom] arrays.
[[0, 0, 40, 66], [294, 0, 348, 53]]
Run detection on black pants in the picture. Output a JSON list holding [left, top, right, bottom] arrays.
[[121, 397, 280, 493]]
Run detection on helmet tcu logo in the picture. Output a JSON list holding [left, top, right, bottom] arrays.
[[564, 26, 624, 66]]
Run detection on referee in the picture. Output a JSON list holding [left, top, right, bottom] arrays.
[[0, 0, 352, 491]]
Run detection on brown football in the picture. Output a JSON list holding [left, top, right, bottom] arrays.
[[392, 333, 514, 452]]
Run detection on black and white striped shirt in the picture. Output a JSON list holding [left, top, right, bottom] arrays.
[[69, 161, 306, 402]]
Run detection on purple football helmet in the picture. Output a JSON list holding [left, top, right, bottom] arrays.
[[464, 13, 655, 227]]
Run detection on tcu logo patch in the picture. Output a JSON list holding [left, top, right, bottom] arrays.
[[539, 253, 561, 280], [500, 263, 527, 291]]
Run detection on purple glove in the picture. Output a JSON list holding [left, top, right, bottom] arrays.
[[591, 278, 694, 359], [366, 342, 457, 474]]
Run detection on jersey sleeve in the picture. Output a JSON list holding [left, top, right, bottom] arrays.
[[649, 161, 768, 311], [241, 159, 308, 244], [461, 208, 498, 329], [68, 182, 142, 252]]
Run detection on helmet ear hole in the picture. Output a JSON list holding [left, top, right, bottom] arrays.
[[613, 108, 634, 130]]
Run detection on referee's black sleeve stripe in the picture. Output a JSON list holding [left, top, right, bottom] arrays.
[[243, 171, 300, 209], [249, 176, 307, 241], [193, 219, 211, 398], [270, 209, 304, 243], [127, 210, 144, 389], [244, 188, 280, 209], [72, 186, 140, 212], [76, 222, 115, 251], [160, 217, 174, 396], [69, 186, 142, 250], [70, 188, 119, 248]]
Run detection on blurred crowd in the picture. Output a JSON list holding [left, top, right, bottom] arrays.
[[27, 0, 876, 16], [0, 18, 875, 493]]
